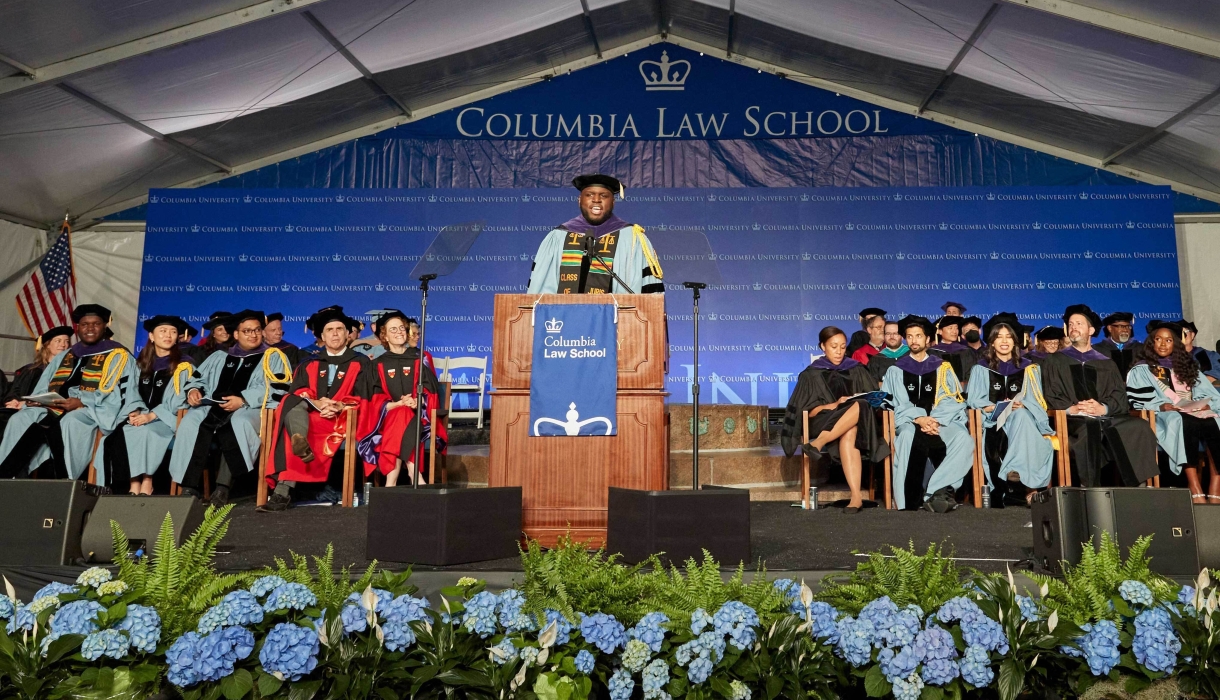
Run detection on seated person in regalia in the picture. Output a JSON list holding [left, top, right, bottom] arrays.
[[0, 326, 72, 441]]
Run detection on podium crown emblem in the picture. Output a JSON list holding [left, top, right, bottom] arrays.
[[468, 344, 477, 352], [545, 317, 563, 333], [639, 51, 690, 91]]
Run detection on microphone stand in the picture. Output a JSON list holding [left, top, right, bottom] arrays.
[[683, 281, 706, 491], [584, 245, 636, 294], [411, 273, 438, 488]]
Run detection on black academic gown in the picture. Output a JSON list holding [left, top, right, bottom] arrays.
[[0, 362, 42, 441], [929, 343, 976, 394], [1040, 348, 1158, 486], [1093, 338, 1139, 379], [846, 330, 870, 357], [779, 360, 889, 463], [271, 341, 303, 369]]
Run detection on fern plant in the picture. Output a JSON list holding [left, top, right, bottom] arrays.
[[519, 535, 664, 625], [642, 551, 789, 626], [816, 541, 974, 615], [1030, 532, 1177, 625], [264, 545, 378, 613], [111, 504, 249, 639]]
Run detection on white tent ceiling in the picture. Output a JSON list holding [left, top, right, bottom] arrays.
[[3, 0, 1220, 228]]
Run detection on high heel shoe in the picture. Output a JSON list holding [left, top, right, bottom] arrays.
[[800, 442, 827, 461]]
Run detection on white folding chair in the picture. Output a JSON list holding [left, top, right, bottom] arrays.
[[439, 356, 488, 429]]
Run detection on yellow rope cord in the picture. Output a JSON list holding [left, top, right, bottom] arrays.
[[172, 361, 193, 395], [260, 347, 293, 409], [98, 350, 127, 394], [933, 362, 964, 408], [633, 224, 663, 280], [1025, 364, 1048, 410]]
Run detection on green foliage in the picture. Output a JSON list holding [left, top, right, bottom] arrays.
[[264, 544, 379, 615], [646, 551, 789, 627], [519, 535, 664, 624], [1030, 532, 1177, 626], [110, 504, 248, 639], [815, 541, 974, 614]]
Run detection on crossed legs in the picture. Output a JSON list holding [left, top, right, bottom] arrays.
[[808, 402, 864, 509]]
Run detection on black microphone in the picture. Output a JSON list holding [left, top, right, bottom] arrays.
[[683, 282, 707, 289], [418, 273, 438, 282]]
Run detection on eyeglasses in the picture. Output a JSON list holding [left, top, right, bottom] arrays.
[[235, 328, 262, 336]]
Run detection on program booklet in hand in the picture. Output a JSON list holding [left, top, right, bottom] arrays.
[[21, 393, 64, 406]]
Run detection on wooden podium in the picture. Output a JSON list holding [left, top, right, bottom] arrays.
[[489, 294, 669, 547]]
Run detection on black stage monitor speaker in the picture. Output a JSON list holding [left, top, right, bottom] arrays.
[[1033, 487, 1198, 576], [1192, 505, 1220, 572], [607, 486, 751, 566], [80, 496, 205, 563], [366, 486, 523, 565], [0, 480, 98, 565]]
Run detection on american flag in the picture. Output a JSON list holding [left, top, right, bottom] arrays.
[[16, 228, 76, 337]]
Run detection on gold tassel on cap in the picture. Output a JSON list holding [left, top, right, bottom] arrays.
[[619, 182, 625, 200]]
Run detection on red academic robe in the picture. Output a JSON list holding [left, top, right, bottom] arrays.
[[358, 351, 448, 477], [265, 359, 367, 486]]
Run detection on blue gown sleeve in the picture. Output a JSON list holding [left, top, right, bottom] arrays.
[[527, 230, 566, 294], [31, 351, 67, 393], [612, 226, 664, 294], [930, 364, 968, 426], [1126, 364, 1169, 412], [965, 366, 992, 411], [882, 365, 926, 428], [1190, 371, 1220, 411], [74, 349, 139, 432], [151, 362, 194, 425]]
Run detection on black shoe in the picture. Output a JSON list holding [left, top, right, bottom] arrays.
[[922, 487, 959, 514], [315, 485, 342, 504], [181, 486, 203, 500], [800, 442, 827, 461], [209, 485, 230, 509], [290, 434, 315, 463], [844, 505, 862, 514], [257, 492, 290, 512]]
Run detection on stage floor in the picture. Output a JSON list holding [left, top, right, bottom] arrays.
[[214, 497, 1037, 574]]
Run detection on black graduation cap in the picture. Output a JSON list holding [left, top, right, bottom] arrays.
[[1176, 318, 1198, 334], [266, 312, 285, 323], [203, 310, 232, 331], [1101, 311, 1134, 326], [220, 309, 266, 334], [962, 316, 982, 327], [1146, 320, 1182, 337], [183, 323, 198, 339], [572, 174, 623, 198], [373, 309, 410, 331], [1035, 326, 1065, 341], [940, 301, 966, 313], [35, 325, 72, 351], [71, 304, 111, 323], [982, 312, 1032, 341], [305, 305, 343, 333], [858, 307, 886, 319], [142, 315, 189, 335], [1062, 304, 1102, 336], [310, 307, 357, 338], [897, 314, 936, 337], [936, 315, 965, 329]]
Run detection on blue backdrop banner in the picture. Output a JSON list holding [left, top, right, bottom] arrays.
[[529, 304, 617, 437], [140, 184, 1179, 409]]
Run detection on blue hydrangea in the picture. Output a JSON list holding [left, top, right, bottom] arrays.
[[33, 581, 78, 601], [382, 618, 416, 652], [878, 607, 922, 649], [1119, 580, 1154, 607], [76, 567, 112, 588], [114, 604, 161, 654], [913, 625, 958, 663], [878, 645, 919, 683], [729, 679, 751, 700], [834, 616, 875, 667], [892, 672, 924, 700], [773, 578, 805, 615], [959, 644, 994, 687], [520, 646, 540, 667], [689, 608, 712, 635], [961, 614, 1009, 654], [609, 667, 635, 700], [675, 630, 726, 667], [0, 596, 14, 620], [166, 626, 255, 687], [166, 632, 204, 687], [642, 658, 670, 699], [1069, 620, 1121, 676], [1178, 585, 1196, 606], [1016, 595, 1041, 622], [687, 655, 713, 685], [489, 638, 518, 665], [574, 648, 595, 674], [6, 605, 34, 634], [260, 623, 319, 681], [713, 601, 759, 651], [497, 589, 535, 633], [46, 599, 105, 643], [859, 597, 900, 630], [340, 600, 368, 635], [262, 583, 317, 613], [196, 604, 228, 636], [630, 612, 669, 653], [622, 639, 652, 672], [542, 609, 573, 646], [249, 575, 287, 598], [921, 657, 960, 686], [368, 589, 394, 614], [808, 602, 841, 643], [461, 591, 499, 638], [935, 596, 983, 625], [220, 590, 265, 626], [580, 612, 627, 654], [1133, 607, 1181, 673], [81, 628, 130, 661], [381, 595, 429, 652]]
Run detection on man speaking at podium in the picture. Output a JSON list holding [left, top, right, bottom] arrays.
[[527, 174, 664, 295]]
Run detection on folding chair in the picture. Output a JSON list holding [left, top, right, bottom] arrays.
[[799, 409, 881, 510], [1052, 410, 1072, 486], [257, 406, 360, 507], [1135, 409, 1161, 487], [967, 409, 986, 508], [881, 410, 896, 509], [438, 356, 487, 429]]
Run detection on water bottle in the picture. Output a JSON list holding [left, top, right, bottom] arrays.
[[980, 490, 990, 508], [363, 481, 373, 507], [807, 486, 818, 510]]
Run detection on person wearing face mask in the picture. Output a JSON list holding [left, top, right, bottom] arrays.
[[966, 313, 1054, 507], [1093, 311, 1138, 378], [961, 316, 985, 361], [1127, 321, 1220, 503], [929, 315, 976, 390], [781, 326, 889, 513], [1175, 319, 1220, 386], [527, 174, 663, 295], [1040, 304, 1157, 486], [1027, 327, 1064, 363]]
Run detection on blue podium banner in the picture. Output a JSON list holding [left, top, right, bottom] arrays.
[[140, 184, 1179, 408], [529, 304, 617, 437]]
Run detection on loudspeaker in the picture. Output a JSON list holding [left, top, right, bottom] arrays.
[[1031, 487, 1088, 575], [607, 486, 751, 566], [0, 480, 98, 565], [1192, 505, 1220, 571], [80, 496, 205, 563], [366, 486, 522, 565], [1033, 487, 1198, 576]]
